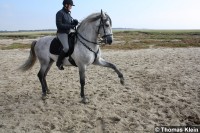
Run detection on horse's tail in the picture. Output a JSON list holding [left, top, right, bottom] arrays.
[[19, 40, 37, 71]]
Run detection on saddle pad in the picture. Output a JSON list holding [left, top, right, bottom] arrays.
[[50, 38, 63, 55]]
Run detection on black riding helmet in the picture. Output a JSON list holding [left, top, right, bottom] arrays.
[[63, 0, 75, 6]]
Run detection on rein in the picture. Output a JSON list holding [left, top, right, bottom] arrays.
[[77, 32, 97, 45], [76, 32, 99, 60]]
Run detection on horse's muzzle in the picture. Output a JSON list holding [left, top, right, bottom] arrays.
[[103, 35, 113, 45]]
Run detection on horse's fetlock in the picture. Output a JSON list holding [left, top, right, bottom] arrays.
[[118, 74, 123, 78]]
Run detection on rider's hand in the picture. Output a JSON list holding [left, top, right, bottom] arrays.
[[72, 19, 79, 26]]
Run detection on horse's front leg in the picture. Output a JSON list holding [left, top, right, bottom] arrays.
[[79, 65, 89, 103], [94, 58, 125, 85]]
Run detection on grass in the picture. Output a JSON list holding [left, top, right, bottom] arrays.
[[0, 43, 31, 50], [0, 30, 200, 50], [0, 31, 56, 39], [102, 30, 200, 49]]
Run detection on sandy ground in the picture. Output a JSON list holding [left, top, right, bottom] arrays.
[[0, 48, 200, 133]]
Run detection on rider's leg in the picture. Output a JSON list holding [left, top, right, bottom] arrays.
[[56, 33, 69, 70]]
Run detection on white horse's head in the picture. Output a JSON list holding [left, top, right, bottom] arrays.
[[78, 10, 113, 45], [96, 10, 113, 44]]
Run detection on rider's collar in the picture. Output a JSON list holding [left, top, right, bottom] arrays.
[[62, 7, 71, 13]]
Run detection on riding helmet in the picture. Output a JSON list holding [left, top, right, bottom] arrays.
[[63, 0, 75, 6]]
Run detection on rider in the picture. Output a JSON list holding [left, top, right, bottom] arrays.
[[56, 0, 78, 70]]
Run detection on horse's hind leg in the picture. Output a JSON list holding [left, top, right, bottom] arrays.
[[78, 65, 89, 103], [44, 59, 54, 94], [38, 59, 54, 100], [94, 58, 124, 85]]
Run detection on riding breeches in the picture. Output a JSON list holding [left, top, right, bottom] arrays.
[[57, 33, 69, 53]]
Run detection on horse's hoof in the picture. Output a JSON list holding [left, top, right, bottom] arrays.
[[120, 78, 125, 85], [81, 97, 89, 104], [41, 94, 48, 100]]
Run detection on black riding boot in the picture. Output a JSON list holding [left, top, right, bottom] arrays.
[[56, 50, 66, 70]]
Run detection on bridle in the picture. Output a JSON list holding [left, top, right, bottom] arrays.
[[76, 13, 113, 61], [77, 14, 112, 45], [97, 15, 113, 40]]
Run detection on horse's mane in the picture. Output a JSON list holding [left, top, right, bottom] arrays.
[[77, 12, 112, 30]]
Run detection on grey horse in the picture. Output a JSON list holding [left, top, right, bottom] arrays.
[[20, 10, 124, 103]]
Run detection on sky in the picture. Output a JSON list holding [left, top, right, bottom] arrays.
[[0, 0, 200, 31]]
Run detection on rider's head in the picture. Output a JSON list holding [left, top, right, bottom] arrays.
[[63, 0, 75, 11]]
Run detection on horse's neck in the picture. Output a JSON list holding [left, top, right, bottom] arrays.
[[78, 25, 99, 51]]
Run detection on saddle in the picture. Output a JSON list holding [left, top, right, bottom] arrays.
[[50, 33, 76, 55], [50, 33, 77, 66]]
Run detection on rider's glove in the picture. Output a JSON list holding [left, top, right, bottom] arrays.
[[72, 19, 79, 26]]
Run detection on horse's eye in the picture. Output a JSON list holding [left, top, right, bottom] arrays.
[[105, 20, 110, 27], [105, 22, 110, 27]]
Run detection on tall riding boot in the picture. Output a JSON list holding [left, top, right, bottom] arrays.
[[56, 50, 66, 70]]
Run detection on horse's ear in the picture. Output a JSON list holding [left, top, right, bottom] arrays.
[[101, 9, 106, 18]]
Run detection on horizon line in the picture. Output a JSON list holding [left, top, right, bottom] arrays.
[[1, 28, 200, 32]]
